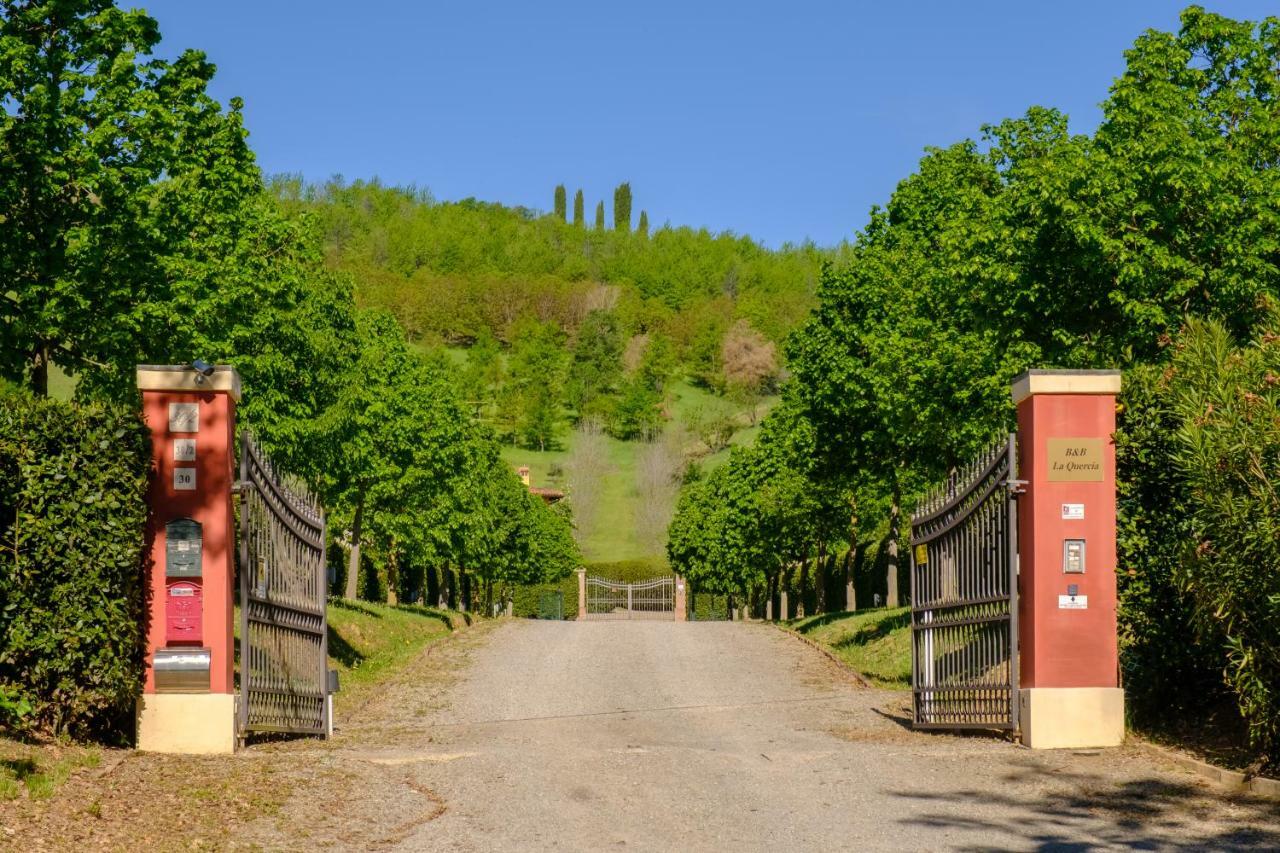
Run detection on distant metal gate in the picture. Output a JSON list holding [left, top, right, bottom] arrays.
[[910, 435, 1021, 730], [585, 576, 674, 620], [238, 434, 329, 738]]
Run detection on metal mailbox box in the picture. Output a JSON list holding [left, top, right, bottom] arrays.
[[153, 647, 211, 693], [165, 517, 203, 578], [165, 581, 203, 644]]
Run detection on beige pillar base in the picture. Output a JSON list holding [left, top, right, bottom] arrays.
[[1019, 687, 1124, 749], [137, 693, 236, 754]]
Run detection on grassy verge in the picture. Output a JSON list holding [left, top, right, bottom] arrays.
[[784, 607, 911, 689], [0, 744, 100, 802], [326, 598, 473, 714]]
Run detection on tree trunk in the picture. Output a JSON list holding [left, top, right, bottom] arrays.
[[444, 566, 457, 610], [797, 552, 809, 619], [887, 479, 901, 608], [343, 491, 365, 599], [816, 540, 828, 614], [459, 565, 470, 612], [846, 499, 859, 612], [31, 341, 49, 397], [426, 564, 440, 609]]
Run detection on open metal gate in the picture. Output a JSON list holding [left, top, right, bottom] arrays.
[[910, 435, 1021, 730], [238, 434, 329, 739], [585, 576, 675, 620]]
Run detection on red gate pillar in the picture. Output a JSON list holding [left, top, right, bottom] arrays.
[[1014, 370, 1124, 749], [135, 364, 240, 754], [674, 576, 687, 622], [577, 568, 587, 620]]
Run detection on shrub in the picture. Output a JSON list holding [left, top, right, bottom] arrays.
[[1166, 318, 1280, 761], [0, 392, 150, 739], [1114, 363, 1225, 724]]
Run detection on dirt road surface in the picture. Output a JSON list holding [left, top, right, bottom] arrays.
[[254, 619, 1280, 851], [6, 619, 1278, 851]]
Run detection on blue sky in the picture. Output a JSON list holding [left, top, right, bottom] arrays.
[[143, 1, 1275, 248]]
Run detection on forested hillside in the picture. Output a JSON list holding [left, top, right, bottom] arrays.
[[270, 177, 833, 366], [265, 178, 833, 561]]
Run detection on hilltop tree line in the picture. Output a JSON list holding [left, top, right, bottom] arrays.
[[669, 6, 1280, 765], [269, 176, 807, 448]]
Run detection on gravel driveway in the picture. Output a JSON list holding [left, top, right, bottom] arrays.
[[260, 619, 1280, 851]]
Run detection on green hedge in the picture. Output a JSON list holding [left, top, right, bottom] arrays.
[[0, 392, 150, 738], [1115, 364, 1225, 724]]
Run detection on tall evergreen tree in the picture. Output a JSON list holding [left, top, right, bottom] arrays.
[[594, 200, 605, 230], [613, 182, 632, 232], [573, 189, 585, 226], [638, 210, 649, 237], [553, 184, 567, 221]]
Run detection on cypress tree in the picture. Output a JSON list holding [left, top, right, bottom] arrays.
[[613, 182, 632, 232], [553, 184, 567, 221], [594, 200, 605, 230], [573, 189, 584, 227], [638, 210, 649, 237]]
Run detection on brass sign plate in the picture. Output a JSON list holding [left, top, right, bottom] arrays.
[[1047, 438, 1104, 482], [914, 544, 928, 565]]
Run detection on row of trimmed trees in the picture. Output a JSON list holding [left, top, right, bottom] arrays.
[[553, 182, 649, 234], [667, 6, 1280, 763], [0, 1, 581, 614]]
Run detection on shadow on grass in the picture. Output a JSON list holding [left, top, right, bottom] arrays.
[[829, 609, 911, 651], [327, 598, 385, 619], [389, 603, 462, 631], [790, 610, 860, 633], [0, 757, 36, 781], [886, 758, 1280, 850], [326, 624, 365, 669]]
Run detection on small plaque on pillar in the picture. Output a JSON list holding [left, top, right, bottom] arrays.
[[169, 403, 199, 433], [1047, 438, 1104, 482], [174, 468, 196, 491], [173, 439, 196, 461]]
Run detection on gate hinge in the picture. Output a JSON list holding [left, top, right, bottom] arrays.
[[1004, 478, 1028, 495], [232, 480, 252, 496]]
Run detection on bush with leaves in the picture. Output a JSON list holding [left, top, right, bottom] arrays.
[[1166, 318, 1280, 762], [0, 393, 149, 738], [1115, 362, 1226, 726]]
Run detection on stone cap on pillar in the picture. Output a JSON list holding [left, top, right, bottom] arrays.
[[137, 364, 242, 401], [1011, 369, 1121, 405]]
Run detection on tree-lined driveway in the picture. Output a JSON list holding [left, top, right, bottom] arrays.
[[259, 619, 1279, 851]]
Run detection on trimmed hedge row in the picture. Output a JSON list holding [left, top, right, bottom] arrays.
[[0, 392, 150, 739]]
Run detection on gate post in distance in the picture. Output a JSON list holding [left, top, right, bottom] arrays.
[[1013, 369, 1124, 749], [135, 364, 240, 754], [674, 576, 687, 622], [577, 568, 587, 620]]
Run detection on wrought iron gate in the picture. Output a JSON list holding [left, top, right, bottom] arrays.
[[585, 576, 675, 620], [238, 434, 329, 738], [910, 435, 1020, 730]]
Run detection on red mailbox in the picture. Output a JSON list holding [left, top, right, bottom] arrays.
[[165, 581, 203, 644]]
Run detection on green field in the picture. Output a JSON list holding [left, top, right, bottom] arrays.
[[785, 607, 912, 688], [502, 377, 773, 562]]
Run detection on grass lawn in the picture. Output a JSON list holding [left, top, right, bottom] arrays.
[[326, 598, 472, 715], [0, 744, 100, 802], [502, 378, 776, 562], [785, 607, 912, 689]]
